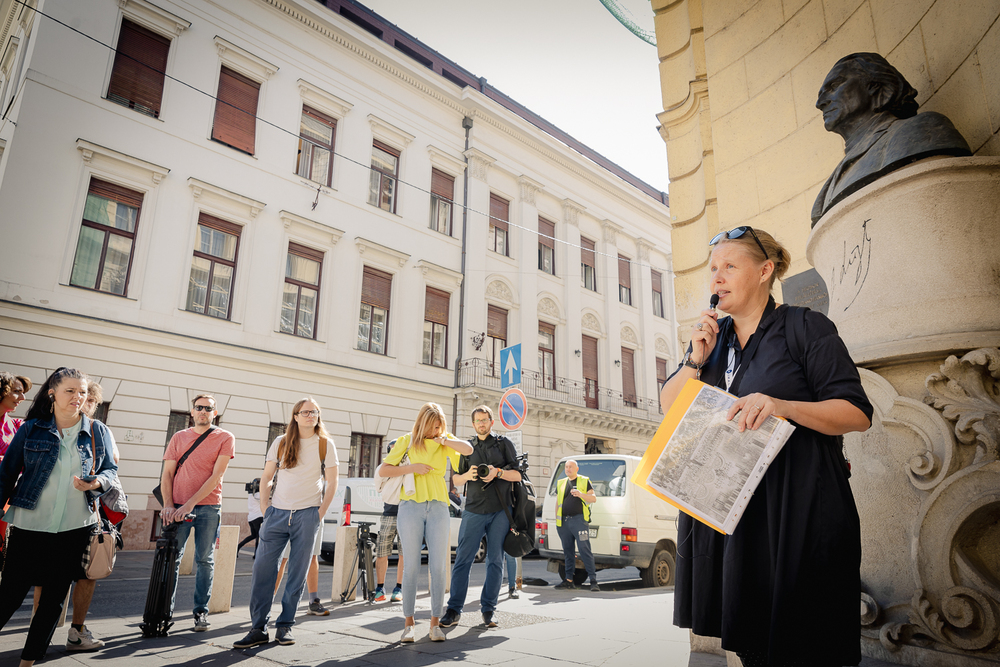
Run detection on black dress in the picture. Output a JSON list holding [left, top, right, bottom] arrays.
[[671, 299, 873, 666]]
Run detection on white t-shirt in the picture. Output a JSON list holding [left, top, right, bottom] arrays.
[[266, 434, 338, 510]]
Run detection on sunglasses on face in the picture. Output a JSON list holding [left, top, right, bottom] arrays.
[[193, 405, 215, 412], [709, 226, 770, 260]]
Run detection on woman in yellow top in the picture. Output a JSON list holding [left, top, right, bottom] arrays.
[[379, 403, 472, 643]]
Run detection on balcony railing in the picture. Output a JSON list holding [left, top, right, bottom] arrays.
[[458, 358, 661, 422]]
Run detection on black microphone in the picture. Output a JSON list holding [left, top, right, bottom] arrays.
[[710, 294, 719, 311]]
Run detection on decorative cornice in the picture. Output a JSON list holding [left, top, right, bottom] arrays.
[[485, 279, 515, 306], [355, 237, 409, 267], [119, 0, 191, 37], [582, 312, 602, 334], [188, 177, 265, 219], [562, 198, 585, 227], [464, 148, 495, 183], [538, 297, 560, 321], [621, 325, 639, 346], [279, 210, 344, 246], [77, 139, 170, 184], [602, 220, 623, 245], [426, 145, 466, 176], [518, 176, 544, 206], [297, 79, 353, 119], [636, 238, 654, 262], [368, 114, 415, 149], [416, 259, 463, 287], [214, 36, 278, 81]]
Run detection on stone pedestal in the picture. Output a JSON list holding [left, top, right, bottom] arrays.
[[807, 157, 1000, 666]]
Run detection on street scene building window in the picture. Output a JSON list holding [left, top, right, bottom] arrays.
[[656, 357, 668, 391], [538, 216, 555, 275], [106, 18, 170, 118], [164, 410, 193, 447], [280, 242, 323, 339], [368, 141, 399, 213], [488, 193, 509, 256], [538, 321, 556, 390], [296, 106, 336, 187], [268, 422, 286, 453], [581, 236, 597, 291], [652, 270, 664, 318], [422, 287, 450, 368], [582, 334, 599, 409], [618, 254, 632, 306], [349, 432, 382, 478], [486, 305, 508, 376], [212, 66, 259, 155], [358, 266, 391, 354], [70, 178, 142, 297], [186, 213, 241, 320], [429, 168, 454, 236], [622, 347, 637, 407]]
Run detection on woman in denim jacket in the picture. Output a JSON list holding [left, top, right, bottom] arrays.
[[0, 367, 118, 666]]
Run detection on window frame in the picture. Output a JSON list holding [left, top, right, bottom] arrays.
[[488, 193, 510, 257], [280, 242, 324, 339], [486, 304, 508, 377], [538, 216, 555, 275], [581, 236, 597, 291], [357, 266, 392, 355], [69, 178, 143, 297], [296, 105, 336, 187], [368, 140, 400, 213], [652, 269, 665, 318], [185, 213, 242, 320], [422, 286, 450, 368], [621, 346, 637, 407], [106, 17, 171, 118], [538, 321, 556, 390], [429, 168, 455, 236], [618, 254, 633, 306], [349, 432, 383, 478], [212, 65, 261, 155]]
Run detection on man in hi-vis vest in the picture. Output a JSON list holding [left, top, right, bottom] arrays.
[[554, 460, 599, 591]]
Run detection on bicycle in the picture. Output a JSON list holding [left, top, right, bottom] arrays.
[[340, 521, 377, 604]]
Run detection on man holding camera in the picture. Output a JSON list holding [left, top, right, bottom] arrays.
[[439, 406, 520, 629]]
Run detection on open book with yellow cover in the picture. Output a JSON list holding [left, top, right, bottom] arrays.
[[632, 378, 795, 534]]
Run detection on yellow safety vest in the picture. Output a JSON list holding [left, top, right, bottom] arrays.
[[556, 475, 591, 526]]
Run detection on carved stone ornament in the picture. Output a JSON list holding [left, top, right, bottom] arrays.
[[485, 280, 513, 304], [621, 326, 638, 345], [538, 298, 559, 320], [582, 313, 601, 334], [856, 350, 1000, 660], [655, 337, 669, 354]]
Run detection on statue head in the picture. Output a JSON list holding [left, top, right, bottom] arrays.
[[816, 53, 918, 138]]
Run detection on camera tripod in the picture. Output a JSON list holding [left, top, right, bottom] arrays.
[[340, 521, 376, 604]]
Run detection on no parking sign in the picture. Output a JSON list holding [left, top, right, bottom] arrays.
[[498, 388, 527, 430]]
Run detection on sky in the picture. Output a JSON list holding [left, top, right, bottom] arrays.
[[358, 0, 670, 193]]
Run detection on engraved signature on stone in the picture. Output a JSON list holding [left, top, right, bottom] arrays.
[[834, 219, 871, 311]]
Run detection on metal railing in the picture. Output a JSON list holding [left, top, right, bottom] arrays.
[[457, 358, 661, 422]]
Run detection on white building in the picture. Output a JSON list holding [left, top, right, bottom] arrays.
[[0, 0, 674, 548]]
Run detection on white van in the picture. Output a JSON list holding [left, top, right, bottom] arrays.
[[537, 454, 679, 587], [319, 478, 470, 563]]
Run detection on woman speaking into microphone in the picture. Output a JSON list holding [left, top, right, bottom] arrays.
[[659, 227, 873, 667]]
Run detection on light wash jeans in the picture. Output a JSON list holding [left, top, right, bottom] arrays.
[[504, 553, 518, 589], [446, 508, 509, 615], [170, 504, 221, 616], [248, 506, 321, 629], [397, 500, 450, 618]]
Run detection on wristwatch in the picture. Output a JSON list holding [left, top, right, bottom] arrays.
[[682, 350, 704, 378]]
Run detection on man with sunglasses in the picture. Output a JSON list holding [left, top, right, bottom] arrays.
[[439, 405, 521, 630], [160, 394, 236, 632]]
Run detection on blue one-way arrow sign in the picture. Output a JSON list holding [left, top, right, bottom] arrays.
[[499, 344, 521, 389]]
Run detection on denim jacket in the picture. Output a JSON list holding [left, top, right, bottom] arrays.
[[0, 415, 119, 512]]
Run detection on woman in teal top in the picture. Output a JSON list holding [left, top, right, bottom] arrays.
[[380, 402, 471, 643], [0, 368, 118, 666]]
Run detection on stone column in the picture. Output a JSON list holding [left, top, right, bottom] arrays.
[[635, 238, 658, 399], [462, 147, 496, 363], [601, 220, 624, 393], [517, 176, 542, 373], [563, 199, 585, 382]]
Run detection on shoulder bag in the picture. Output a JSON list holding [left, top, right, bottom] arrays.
[[82, 422, 120, 580], [375, 438, 413, 505], [152, 427, 215, 506]]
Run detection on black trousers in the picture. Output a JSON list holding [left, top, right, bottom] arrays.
[[0, 526, 91, 660], [238, 517, 263, 555]]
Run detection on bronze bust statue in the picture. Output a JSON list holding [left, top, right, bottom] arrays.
[[811, 53, 972, 225]]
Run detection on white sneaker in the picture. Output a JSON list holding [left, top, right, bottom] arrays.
[[401, 624, 415, 643], [429, 625, 446, 642], [66, 625, 105, 651]]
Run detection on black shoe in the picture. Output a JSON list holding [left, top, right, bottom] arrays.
[[439, 609, 461, 628], [482, 611, 498, 628], [554, 580, 576, 590], [276, 627, 295, 645], [590, 583, 601, 592], [509, 587, 519, 599], [233, 628, 269, 649]]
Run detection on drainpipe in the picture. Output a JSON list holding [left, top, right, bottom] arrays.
[[452, 115, 474, 434]]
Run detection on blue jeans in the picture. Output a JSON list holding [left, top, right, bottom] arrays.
[[557, 514, 597, 584], [170, 504, 221, 616], [446, 507, 509, 615], [397, 500, 450, 618], [249, 506, 321, 629], [504, 552, 518, 589]]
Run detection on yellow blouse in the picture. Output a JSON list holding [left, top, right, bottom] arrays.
[[383, 432, 461, 504]]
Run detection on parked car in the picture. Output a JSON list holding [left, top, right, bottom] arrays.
[[536, 454, 679, 587], [319, 477, 480, 563]]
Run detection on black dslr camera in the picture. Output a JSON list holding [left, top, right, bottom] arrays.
[[475, 463, 491, 479], [245, 478, 261, 494]]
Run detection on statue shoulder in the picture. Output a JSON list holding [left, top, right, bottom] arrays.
[[883, 112, 972, 157]]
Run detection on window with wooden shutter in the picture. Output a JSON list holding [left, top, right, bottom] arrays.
[[429, 168, 454, 235], [423, 287, 450, 367], [70, 178, 143, 296], [538, 216, 555, 275], [486, 305, 508, 376], [618, 254, 632, 306], [488, 193, 509, 256], [185, 213, 241, 320], [358, 267, 392, 354], [622, 347, 637, 406], [581, 236, 596, 291], [651, 269, 664, 317], [656, 357, 668, 389], [538, 322, 556, 390], [107, 19, 170, 117], [280, 242, 323, 339], [212, 66, 260, 154], [582, 335, 599, 409]]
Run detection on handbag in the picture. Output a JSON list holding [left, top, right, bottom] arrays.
[[82, 422, 120, 580], [375, 438, 413, 504], [153, 427, 215, 506], [492, 477, 536, 558]]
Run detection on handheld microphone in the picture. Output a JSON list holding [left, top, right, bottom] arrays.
[[710, 294, 719, 311]]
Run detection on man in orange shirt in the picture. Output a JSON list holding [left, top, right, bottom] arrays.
[[160, 394, 236, 632]]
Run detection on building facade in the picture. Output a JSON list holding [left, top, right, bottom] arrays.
[[0, 0, 674, 548]]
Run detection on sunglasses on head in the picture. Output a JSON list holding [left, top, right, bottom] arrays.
[[709, 226, 770, 260]]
